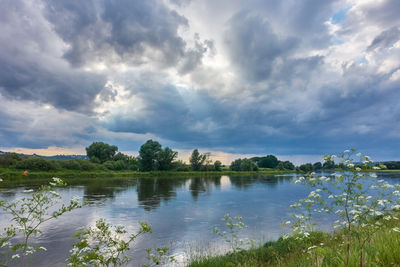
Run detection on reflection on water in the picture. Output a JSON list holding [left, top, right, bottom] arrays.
[[1, 172, 399, 266]]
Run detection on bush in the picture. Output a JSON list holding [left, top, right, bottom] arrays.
[[0, 153, 22, 167], [230, 158, 258, 171], [58, 159, 82, 170], [74, 159, 97, 171], [15, 157, 59, 171]]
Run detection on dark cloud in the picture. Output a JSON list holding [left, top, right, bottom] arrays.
[[1, 0, 400, 160], [360, 0, 400, 27], [43, 0, 209, 70], [0, 59, 106, 113], [224, 11, 299, 82], [368, 26, 400, 51], [0, 0, 107, 113]]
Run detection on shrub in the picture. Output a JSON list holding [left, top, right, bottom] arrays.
[[75, 159, 97, 171], [15, 157, 59, 171], [58, 159, 82, 170], [0, 153, 22, 167]]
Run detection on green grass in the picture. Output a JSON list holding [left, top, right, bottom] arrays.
[[189, 218, 400, 267], [0, 167, 292, 185]]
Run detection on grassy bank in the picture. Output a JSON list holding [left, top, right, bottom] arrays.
[[0, 167, 292, 183], [190, 217, 400, 267]]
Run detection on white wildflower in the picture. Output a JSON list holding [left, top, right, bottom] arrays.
[[12, 254, 20, 259], [23, 189, 34, 193]]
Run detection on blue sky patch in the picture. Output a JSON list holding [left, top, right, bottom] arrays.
[[331, 7, 351, 25]]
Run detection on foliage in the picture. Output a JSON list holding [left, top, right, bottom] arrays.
[[312, 162, 322, 170], [230, 158, 258, 171], [86, 142, 118, 164], [257, 155, 279, 168], [143, 247, 175, 267], [190, 149, 207, 171], [289, 149, 400, 267], [138, 140, 162, 171], [157, 147, 178, 171], [0, 177, 82, 266], [212, 214, 254, 253], [322, 158, 336, 169], [298, 163, 313, 173], [0, 153, 21, 167], [172, 160, 191, 171], [214, 160, 222, 171], [15, 157, 60, 171], [67, 219, 152, 267], [277, 161, 295, 170], [385, 161, 400, 170]]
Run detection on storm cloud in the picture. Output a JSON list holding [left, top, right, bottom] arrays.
[[1, 0, 400, 161]]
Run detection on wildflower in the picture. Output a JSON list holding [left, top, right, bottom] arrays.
[[39, 246, 47, 251], [23, 170, 28, 176], [307, 245, 317, 250], [12, 254, 20, 259], [0, 178, 3, 182], [392, 227, 400, 233], [23, 189, 34, 193]]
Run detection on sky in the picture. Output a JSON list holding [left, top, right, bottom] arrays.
[[1, 0, 400, 164]]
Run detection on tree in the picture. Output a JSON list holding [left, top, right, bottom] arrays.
[[86, 142, 118, 163], [189, 149, 207, 171], [157, 147, 178, 171], [214, 160, 222, 171], [230, 158, 258, 171], [230, 159, 242, 171], [138, 140, 162, 171], [240, 158, 258, 171], [258, 155, 279, 168], [299, 163, 313, 172], [313, 161, 322, 170], [322, 159, 336, 169], [277, 160, 295, 170]]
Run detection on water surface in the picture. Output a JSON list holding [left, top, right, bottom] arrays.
[[1, 172, 400, 266]]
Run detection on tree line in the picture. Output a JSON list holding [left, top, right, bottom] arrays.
[[1, 141, 399, 172]]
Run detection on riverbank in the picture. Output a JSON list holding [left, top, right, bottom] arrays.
[[0, 167, 293, 183], [189, 217, 400, 267], [1, 167, 399, 185]]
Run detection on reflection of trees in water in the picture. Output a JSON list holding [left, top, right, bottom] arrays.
[[83, 179, 136, 202], [228, 175, 293, 189], [0, 190, 16, 198], [189, 177, 219, 201], [228, 176, 258, 189], [137, 178, 186, 211]]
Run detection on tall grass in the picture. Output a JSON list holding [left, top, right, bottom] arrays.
[[189, 217, 400, 267]]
